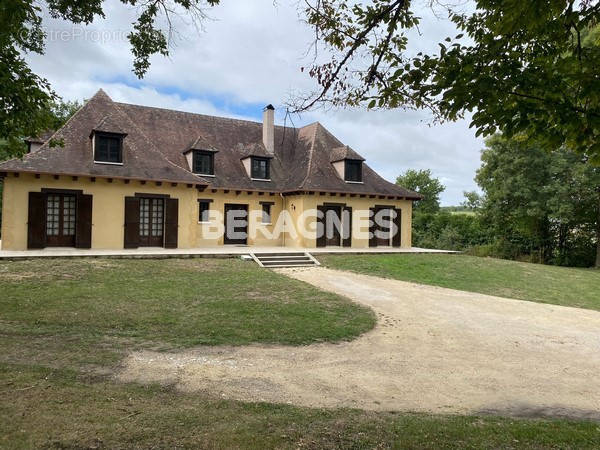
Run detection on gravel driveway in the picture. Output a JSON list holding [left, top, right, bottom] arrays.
[[118, 267, 600, 420]]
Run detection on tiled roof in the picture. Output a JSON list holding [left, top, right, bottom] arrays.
[[24, 130, 55, 144], [330, 145, 365, 162], [92, 114, 127, 135], [185, 135, 218, 153], [237, 142, 273, 159], [0, 90, 421, 199]]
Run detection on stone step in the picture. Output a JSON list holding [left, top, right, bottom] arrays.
[[261, 260, 315, 266], [254, 252, 307, 257], [250, 252, 320, 268], [257, 255, 312, 261]]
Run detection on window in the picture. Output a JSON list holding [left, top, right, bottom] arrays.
[[193, 151, 214, 175], [140, 198, 163, 237], [251, 157, 270, 180], [345, 160, 362, 182], [45, 193, 77, 247], [46, 195, 60, 236], [261, 203, 272, 224], [198, 200, 212, 222], [95, 134, 123, 163], [62, 195, 76, 236]]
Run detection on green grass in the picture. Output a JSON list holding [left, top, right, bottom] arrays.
[[319, 253, 600, 311], [0, 258, 375, 349], [2, 363, 599, 449], [1, 257, 599, 448]]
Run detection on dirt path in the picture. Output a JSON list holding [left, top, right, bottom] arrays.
[[117, 267, 600, 419]]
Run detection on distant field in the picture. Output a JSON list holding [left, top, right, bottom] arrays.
[[449, 210, 476, 215], [319, 253, 600, 311]]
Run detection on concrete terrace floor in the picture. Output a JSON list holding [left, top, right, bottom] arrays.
[[0, 242, 455, 259]]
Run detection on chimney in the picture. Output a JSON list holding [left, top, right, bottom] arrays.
[[262, 104, 275, 154]]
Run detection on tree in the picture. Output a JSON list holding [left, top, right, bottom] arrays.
[[0, 0, 218, 158], [476, 134, 600, 267], [0, 99, 83, 158], [396, 169, 444, 214], [461, 191, 483, 211], [297, 1, 600, 162], [411, 210, 488, 251], [0, 99, 81, 231]]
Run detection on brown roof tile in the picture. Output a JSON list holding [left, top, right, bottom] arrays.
[[330, 145, 365, 162], [92, 114, 127, 135], [0, 89, 421, 199]]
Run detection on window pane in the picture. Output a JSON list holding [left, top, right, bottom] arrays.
[[193, 152, 214, 175], [46, 195, 60, 236], [345, 160, 362, 182], [261, 204, 271, 223], [152, 199, 164, 236], [199, 201, 210, 222], [140, 198, 150, 236], [62, 195, 76, 236], [96, 135, 122, 163], [251, 158, 269, 179]]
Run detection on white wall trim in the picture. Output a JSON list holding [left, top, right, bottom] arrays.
[[93, 161, 124, 166]]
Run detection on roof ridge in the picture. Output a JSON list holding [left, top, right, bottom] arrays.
[[298, 122, 321, 190], [114, 101, 300, 131]]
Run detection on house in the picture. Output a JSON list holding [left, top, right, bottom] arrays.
[[0, 89, 420, 251]]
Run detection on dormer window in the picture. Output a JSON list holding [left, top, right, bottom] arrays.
[[251, 157, 270, 180], [94, 133, 123, 164], [193, 150, 214, 176], [344, 160, 363, 182]]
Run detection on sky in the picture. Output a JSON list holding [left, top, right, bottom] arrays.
[[26, 0, 484, 205]]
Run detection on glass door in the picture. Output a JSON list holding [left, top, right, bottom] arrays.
[[46, 194, 76, 247], [139, 197, 164, 246]]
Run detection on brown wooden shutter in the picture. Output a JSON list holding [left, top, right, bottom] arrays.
[[369, 207, 377, 247], [392, 208, 402, 247], [75, 194, 93, 248], [124, 196, 140, 249], [27, 192, 47, 249], [342, 206, 352, 247], [316, 205, 326, 248], [164, 197, 179, 249]]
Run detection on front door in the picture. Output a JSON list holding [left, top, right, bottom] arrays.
[[317, 205, 343, 247], [45, 193, 76, 247], [224, 204, 248, 245], [139, 197, 164, 247]]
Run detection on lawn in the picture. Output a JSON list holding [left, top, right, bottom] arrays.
[[319, 253, 600, 311], [1, 257, 599, 448], [1, 258, 375, 350], [2, 363, 599, 449]]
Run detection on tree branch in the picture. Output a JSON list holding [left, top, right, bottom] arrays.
[[293, 0, 405, 112]]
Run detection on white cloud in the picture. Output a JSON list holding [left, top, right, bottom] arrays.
[[25, 0, 483, 204]]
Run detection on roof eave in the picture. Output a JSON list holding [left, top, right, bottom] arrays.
[[240, 154, 274, 160], [183, 148, 219, 155], [89, 129, 128, 138], [280, 188, 421, 200], [0, 168, 208, 188]]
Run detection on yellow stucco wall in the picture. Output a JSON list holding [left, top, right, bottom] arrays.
[[196, 189, 284, 247], [297, 194, 412, 248], [0, 173, 412, 250], [1, 174, 200, 250]]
